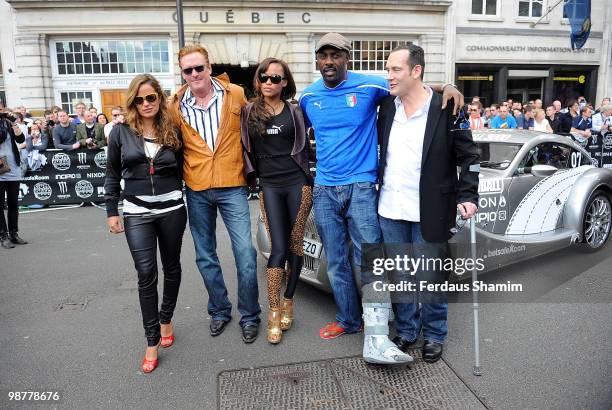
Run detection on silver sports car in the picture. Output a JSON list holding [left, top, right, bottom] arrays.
[[256, 129, 612, 292]]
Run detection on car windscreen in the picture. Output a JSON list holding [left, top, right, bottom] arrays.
[[476, 142, 523, 169]]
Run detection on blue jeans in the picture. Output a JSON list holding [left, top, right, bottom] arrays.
[[186, 186, 260, 326], [379, 216, 448, 344], [313, 182, 382, 333]]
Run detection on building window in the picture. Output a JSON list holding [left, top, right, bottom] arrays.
[[518, 0, 544, 18], [60, 91, 93, 114], [54, 40, 170, 76], [348, 40, 411, 72], [471, 0, 498, 16]]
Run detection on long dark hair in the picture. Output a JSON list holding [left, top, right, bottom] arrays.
[[248, 58, 296, 136]]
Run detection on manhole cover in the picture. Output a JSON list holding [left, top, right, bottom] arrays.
[[218, 352, 485, 409]]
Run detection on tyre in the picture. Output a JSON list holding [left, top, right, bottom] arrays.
[[580, 190, 612, 252]]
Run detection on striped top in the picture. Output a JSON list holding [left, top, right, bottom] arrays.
[[180, 78, 225, 151], [122, 138, 184, 216]]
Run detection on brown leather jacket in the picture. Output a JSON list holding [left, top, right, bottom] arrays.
[[170, 73, 247, 191], [240, 101, 313, 187]]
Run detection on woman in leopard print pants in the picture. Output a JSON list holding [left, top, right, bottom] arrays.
[[241, 58, 313, 344]]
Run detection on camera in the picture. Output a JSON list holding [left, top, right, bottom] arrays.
[[0, 112, 17, 123], [46, 119, 55, 127], [453, 104, 471, 129]]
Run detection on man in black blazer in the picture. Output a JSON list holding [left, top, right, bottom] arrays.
[[377, 44, 479, 363]]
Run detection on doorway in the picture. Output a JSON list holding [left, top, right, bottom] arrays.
[[212, 65, 257, 99], [506, 78, 544, 104], [100, 89, 128, 117]]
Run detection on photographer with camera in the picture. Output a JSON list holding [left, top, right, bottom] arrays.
[[25, 122, 48, 171], [0, 109, 27, 249], [77, 110, 106, 149]]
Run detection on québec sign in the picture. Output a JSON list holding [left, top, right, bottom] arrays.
[[172, 9, 312, 24]]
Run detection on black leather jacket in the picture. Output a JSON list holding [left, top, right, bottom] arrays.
[[104, 123, 183, 217]]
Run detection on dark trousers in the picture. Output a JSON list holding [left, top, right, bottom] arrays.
[[124, 207, 187, 346], [0, 181, 19, 235]]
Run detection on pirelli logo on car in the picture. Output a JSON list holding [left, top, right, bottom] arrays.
[[478, 178, 503, 194]]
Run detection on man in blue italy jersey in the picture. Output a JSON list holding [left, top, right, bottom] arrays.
[[299, 32, 464, 364]]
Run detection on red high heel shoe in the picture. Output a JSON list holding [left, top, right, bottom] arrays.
[[160, 323, 174, 348], [141, 357, 158, 373], [141, 342, 160, 373], [160, 334, 174, 348]]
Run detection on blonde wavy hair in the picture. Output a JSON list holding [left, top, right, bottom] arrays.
[[125, 74, 181, 150], [533, 108, 545, 120]]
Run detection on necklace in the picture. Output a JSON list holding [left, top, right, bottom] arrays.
[[195, 87, 215, 107], [142, 131, 160, 175], [267, 101, 284, 115]]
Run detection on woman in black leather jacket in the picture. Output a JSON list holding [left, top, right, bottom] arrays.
[[105, 74, 185, 373]]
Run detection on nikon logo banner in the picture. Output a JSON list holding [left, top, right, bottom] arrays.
[[18, 148, 107, 205]]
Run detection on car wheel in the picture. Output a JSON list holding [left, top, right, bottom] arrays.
[[580, 190, 612, 252]]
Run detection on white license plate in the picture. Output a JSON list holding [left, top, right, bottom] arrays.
[[303, 238, 322, 259]]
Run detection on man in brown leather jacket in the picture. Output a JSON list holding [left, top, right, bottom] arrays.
[[170, 44, 261, 344]]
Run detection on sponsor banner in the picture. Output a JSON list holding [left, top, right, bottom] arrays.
[[18, 148, 107, 205], [568, 132, 612, 168], [584, 133, 603, 167], [599, 133, 612, 168]]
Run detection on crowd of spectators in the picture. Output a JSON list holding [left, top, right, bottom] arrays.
[[467, 95, 612, 141], [0, 101, 124, 173], [2, 94, 611, 170]]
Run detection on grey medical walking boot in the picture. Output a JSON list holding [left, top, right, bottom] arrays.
[[362, 303, 413, 365]]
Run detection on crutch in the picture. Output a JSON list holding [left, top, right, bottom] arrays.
[[470, 216, 482, 376]]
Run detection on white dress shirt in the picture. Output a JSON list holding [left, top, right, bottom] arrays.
[[378, 86, 433, 222], [180, 78, 225, 151]]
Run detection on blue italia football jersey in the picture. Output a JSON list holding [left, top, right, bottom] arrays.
[[299, 72, 389, 185]]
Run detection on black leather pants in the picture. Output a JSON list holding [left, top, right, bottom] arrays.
[[124, 207, 187, 346], [260, 184, 313, 304]]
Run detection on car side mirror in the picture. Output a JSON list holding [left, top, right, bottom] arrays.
[[530, 164, 558, 177]]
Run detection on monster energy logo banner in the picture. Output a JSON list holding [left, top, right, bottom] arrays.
[[18, 148, 107, 205], [572, 132, 612, 169]]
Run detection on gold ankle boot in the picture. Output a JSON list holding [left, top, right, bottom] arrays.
[[267, 308, 282, 344], [280, 298, 294, 330]]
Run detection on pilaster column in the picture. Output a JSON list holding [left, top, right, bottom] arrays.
[[418, 33, 445, 85], [285, 33, 313, 95], [14, 32, 54, 112]]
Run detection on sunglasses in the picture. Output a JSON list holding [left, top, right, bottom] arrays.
[[182, 65, 206, 75], [134, 93, 158, 105], [259, 74, 285, 84], [470, 109, 479, 112]]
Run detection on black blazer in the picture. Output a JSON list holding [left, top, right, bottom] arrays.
[[377, 92, 479, 242]]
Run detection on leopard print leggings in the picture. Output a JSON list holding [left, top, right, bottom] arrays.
[[260, 184, 313, 307]]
